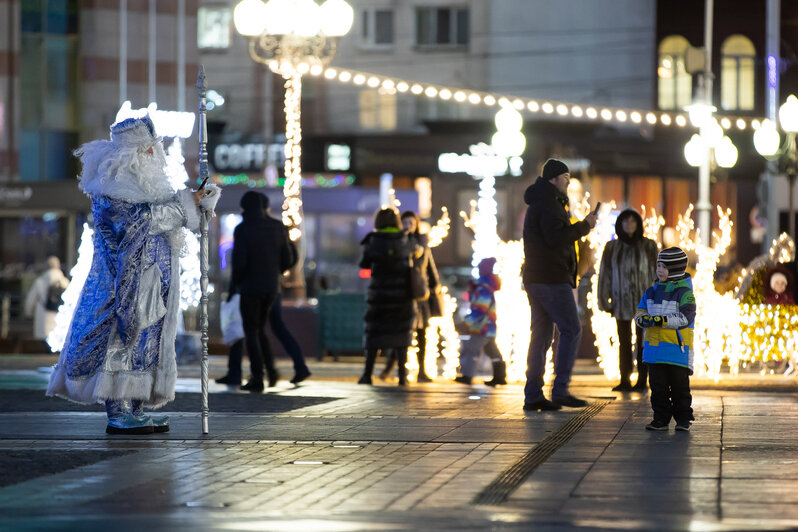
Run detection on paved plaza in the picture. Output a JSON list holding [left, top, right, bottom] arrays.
[[1, 355, 798, 531]]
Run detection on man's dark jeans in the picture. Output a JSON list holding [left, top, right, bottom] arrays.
[[648, 363, 693, 424], [524, 283, 582, 403], [270, 293, 309, 372], [240, 292, 277, 382]]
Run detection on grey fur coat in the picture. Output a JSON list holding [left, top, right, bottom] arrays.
[[597, 209, 658, 321]]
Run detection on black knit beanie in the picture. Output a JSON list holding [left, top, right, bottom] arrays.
[[658, 247, 688, 280], [542, 159, 569, 180]]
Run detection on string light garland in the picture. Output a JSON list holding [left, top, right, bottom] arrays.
[[283, 74, 304, 241], [300, 63, 766, 130]]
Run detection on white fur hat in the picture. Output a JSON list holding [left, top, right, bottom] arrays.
[[110, 115, 161, 147]]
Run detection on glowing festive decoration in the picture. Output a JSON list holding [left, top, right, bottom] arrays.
[[426, 207, 451, 249], [282, 74, 303, 241], [47, 224, 94, 352], [493, 240, 534, 382], [305, 64, 764, 129]]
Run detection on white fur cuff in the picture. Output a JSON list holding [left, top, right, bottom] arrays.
[[199, 184, 221, 215], [178, 189, 201, 231]]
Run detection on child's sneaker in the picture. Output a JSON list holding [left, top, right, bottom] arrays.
[[675, 422, 691, 432], [645, 420, 669, 431]]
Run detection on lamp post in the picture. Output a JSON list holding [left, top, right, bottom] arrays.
[[233, 0, 354, 296], [754, 94, 798, 239], [684, 114, 738, 243]]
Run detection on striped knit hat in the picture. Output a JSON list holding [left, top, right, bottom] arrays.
[[658, 247, 688, 280]]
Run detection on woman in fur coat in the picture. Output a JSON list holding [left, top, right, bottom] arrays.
[[597, 208, 658, 391]]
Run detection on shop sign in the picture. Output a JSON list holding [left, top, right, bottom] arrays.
[[214, 143, 266, 172], [0, 186, 33, 205]]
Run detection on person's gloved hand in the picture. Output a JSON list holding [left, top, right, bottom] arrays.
[[650, 315, 666, 327], [199, 183, 221, 214], [636, 315, 652, 328]]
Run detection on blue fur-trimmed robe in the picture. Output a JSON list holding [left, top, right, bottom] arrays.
[[47, 190, 199, 408]]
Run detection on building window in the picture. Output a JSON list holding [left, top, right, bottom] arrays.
[[359, 90, 397, 131], [721, 35, 755, 111], [415, 7, 469, 47], [198, 6, 232, 49], [658, 35, 692, 110], [20, 0, 79, 181], [360, 8, 394, 47]]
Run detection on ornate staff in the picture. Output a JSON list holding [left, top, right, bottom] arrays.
[[197, 65, 210, 434]]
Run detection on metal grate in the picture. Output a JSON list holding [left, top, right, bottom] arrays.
[[473, 400, 610, 505]]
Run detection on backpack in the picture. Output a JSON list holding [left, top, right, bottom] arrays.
[[44, 283, 64, 312]]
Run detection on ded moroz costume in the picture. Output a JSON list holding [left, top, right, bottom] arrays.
[[46, 115, 220, 434]]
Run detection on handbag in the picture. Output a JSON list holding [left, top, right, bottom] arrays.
[[428, 285, 445, 317], [409, 254, 430, 301]]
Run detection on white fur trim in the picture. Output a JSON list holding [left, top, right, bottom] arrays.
[[199, 184, 221, 215], [178, 189, 201, 232]]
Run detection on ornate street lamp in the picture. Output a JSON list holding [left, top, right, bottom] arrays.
[[754, 94, 798, 239], [234, 0, 354, 295]]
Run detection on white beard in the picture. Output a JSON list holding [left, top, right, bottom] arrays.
[[77, 140, 177, 203]]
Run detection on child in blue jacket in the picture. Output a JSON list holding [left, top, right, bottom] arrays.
[[635, 247, 696, 432], [454, 258, 506, 386]]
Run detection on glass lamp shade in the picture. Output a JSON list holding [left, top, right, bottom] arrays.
[[701, 118, 724, 149], [779, 95, 798, 133], [262, 0, 296, 35], [233, 0, 267, 36], [684, 134, 706, 167], [320, 0, 354, 36], [494, 106, 523, 133], [754, 119, 780, 157], [685, 102, 716, 128], [491, 130, 526, 158], [715, 136, 738, 168], [291, 0, 322, 36]]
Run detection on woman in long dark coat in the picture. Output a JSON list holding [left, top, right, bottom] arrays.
[[358, 208, 416, 386]]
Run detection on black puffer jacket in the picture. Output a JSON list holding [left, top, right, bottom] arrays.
[[522, 177, 591, 287], [359, 230, 415, 349], [232, 205, 295, 296], [410, 233, 440, 329]]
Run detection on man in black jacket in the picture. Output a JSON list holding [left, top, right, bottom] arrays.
[[232, 191, 295, 392], [523, 159, 596, 411]]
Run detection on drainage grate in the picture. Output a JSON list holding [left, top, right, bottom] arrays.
[[473, 400, 610, 505]]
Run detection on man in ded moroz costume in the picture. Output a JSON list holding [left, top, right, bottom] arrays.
[[46, 115, 220, 434]]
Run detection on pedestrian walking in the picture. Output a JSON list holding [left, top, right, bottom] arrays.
[[453, 257, 507, 386], [46, 115, 220, 434], [217, 193, 309, 386], [24, 256, 70, 342], [358, 207, 416, 386], [635, 247, 696, 431], [379, 211, 441, 382], [522, 159, 597, 411], [597, 209, 658, 391], [232, 191, 295, 392]]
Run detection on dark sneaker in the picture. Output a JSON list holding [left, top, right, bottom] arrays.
[[357, 374, 372, 385], [416, 373, 432, 383], [215, 374, 241, 386], [267, 371, 280, 388], [631, 382, 648, 392], [453, 376, 472, 385], [645, 420, 669, 431], [523, 398, 562, 411], [675, 422, 691, 432], [553, 394, 588, 408], [290, 368, 311, 384], [612, 382, 633, 392], [240, 380, 264, 393]]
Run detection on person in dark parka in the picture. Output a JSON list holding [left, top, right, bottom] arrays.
[[232, 190, 294, 392], [598, 208, 658, 392], [358, 207, 416, 386], [523, 159, 597, 411]]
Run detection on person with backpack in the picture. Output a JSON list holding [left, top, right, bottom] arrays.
[[24, 256, 70, 342]]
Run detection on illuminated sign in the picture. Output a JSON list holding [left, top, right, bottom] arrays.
[[214, 143, 266, 172], [326, 143, 351, 171]]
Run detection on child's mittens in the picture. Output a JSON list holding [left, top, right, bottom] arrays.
[[636, 315, 652, 328], [650, 315, 667, 327]]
